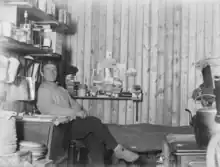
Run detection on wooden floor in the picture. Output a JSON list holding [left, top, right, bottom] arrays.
[[69, 158, 160, 167], [67, 147, 162, 167]]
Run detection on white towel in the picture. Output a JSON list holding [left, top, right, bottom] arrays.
[[0, 55, 9, 82], [6, 57, 20, 83]]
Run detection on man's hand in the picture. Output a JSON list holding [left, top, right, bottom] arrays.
[[75, 110, 87, 119]]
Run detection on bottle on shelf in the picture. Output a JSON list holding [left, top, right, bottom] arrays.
[[21, 10, 33, 44], [42, 27, 52, 49]]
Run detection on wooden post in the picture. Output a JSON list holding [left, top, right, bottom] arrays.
[[172, 2, 181, 126], [204, 2, 213, 59], [195, 2, 205, 90], [105, 0, 114, 124], [119, 0, 128, 125], [212, 2, 220, 58], [76, 0, 85, 107], [126, 0, 137, 125], [112, 0, 121, 124], [180, 2, 190, 125], [83, 0, 92, 112], [149, 0, 159, 124], [141, 0, 151, 123], [90, 0, 100, 117], [156, 0, 166, 125], [134, 0, 144, 124], [163, 0, 174, 126], [97, 0, 107, 122], [187, 2, 197, 116]]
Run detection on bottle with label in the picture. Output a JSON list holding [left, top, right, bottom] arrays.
[[20, 11, 33, 44]]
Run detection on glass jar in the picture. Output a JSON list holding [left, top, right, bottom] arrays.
[[77, 84, 87, 97]]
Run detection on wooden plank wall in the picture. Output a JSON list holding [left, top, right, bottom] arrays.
[[66, 0, 220, 126]]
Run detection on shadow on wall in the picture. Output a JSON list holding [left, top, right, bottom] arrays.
[[61, 20, 78, 87], [65, 19, 78, 64], [68, 19, 78, 35]]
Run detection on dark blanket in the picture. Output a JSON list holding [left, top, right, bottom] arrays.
[[107, 124, 193, 153]]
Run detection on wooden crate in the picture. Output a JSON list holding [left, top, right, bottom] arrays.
[[162, 134, 206, 167], [33, 159, 54, 167]]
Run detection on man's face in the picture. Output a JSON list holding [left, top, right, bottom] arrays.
[[43, 64, 57, 82]]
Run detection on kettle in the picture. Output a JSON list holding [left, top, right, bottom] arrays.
[[185, 63, 220, 148], [186, 79, 220, 149], [186, 106, 220, 149]]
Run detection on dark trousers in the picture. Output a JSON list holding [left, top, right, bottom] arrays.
[[71, 116, 118, 165]]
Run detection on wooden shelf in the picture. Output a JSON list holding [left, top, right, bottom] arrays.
[[71, 95, 142, 102], [28, 53, 62, 61], [0, 36, 52, 54], [4, 1, 74, 34]]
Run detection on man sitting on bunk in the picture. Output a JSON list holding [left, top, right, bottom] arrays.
[[37, 61, 139, 166]]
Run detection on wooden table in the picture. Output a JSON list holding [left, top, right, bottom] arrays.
[[71, 95, 143, 121]]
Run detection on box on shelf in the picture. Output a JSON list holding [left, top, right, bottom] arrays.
[[43, 31, 63, 55]]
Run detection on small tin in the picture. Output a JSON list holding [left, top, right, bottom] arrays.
[[77, 84, 87, 97]]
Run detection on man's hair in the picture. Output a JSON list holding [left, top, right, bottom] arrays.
[[42, 61, 57, 68], [40, 61, 57, 76]]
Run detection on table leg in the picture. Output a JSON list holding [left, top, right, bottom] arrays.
[[136, 102, 139, 122]]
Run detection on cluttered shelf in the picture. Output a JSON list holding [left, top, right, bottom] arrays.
[[4, 0, 74, 34], [0, 36, 52, 54], [71, 95, 143, 102]]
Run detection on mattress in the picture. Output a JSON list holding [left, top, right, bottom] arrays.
[[107, 124, 193, 153]]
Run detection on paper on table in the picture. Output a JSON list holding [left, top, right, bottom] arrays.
[[166, 134, 195, 143]]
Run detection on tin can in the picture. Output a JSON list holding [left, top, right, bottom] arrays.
[[77, 84, 87, 97]]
